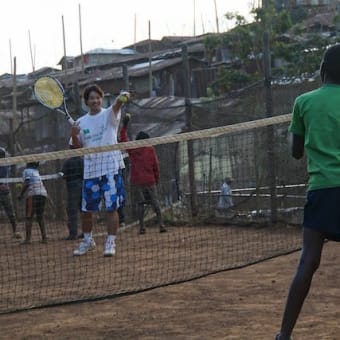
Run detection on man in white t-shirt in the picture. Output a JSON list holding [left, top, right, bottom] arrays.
[[71, 84, 130, 257]]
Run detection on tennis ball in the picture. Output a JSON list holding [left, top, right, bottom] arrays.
[[119, 95, 128, 103]]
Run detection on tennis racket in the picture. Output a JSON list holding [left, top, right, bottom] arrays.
[[34, 76, 75, 125]]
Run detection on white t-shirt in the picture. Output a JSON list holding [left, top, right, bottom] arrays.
[[217, 182, 233, 209], [22, 168, 48, 197], [75, 106, 125, 179]]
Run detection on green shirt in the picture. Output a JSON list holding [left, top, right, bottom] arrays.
[[289, 84, 340, 191]]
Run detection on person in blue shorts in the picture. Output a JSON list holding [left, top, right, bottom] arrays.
[[275, 44, 340, 340], [71, 84, 129, 257]]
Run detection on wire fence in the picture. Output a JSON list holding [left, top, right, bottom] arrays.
[[0, 108, 307, 313]]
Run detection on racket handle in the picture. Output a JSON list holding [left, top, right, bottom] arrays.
[[67, 116, 75, 125]]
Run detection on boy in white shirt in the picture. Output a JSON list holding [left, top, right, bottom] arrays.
[[71, 84, 129, 257], [18, 162, 48, 243]]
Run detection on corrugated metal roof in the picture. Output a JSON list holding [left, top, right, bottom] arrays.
[[77, 57, 186, 85], [84, 48, 136, 55], [125, 97, 187, 138]]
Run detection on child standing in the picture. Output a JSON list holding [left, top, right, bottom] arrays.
[[18, 162, 48, 243], [276, 44, 340, 339]]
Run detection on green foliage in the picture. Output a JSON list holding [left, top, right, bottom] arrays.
[[289, 6, 308, 25], [202, 2, 336, 90], [210, 68, 253, 94], [204, 35, 221, 63]]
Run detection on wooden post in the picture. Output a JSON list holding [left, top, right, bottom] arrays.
[[28, 30, 35, 72], [208, 146, 213, 215], [9, 39, 13, 74], [263, 0, 277, 223], [10, 57, 17, 213], [123, 64, 129, 91], [62, 15, 67, 79], [79, 4, 85, 75], [193, 0, 196, 37], [148, 20, 153, 97], [182, 44, 198, 218], [134, 13, 137, 51], [213, 0, 220, 33]]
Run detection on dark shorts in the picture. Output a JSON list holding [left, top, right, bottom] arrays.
[[26, 195, 46, 219], [304, 187, 340, 241], [132, 185, 158, 205]]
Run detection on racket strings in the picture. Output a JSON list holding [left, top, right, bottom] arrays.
[[34, 78, 64, 109]]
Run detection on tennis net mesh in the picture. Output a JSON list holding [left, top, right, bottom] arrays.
[[0, 113, 305, 313]]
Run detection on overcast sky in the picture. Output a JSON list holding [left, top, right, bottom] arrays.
[[0, 0, 257, 75]]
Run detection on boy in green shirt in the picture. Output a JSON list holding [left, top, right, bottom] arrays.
[[276, 44, 340, 339]]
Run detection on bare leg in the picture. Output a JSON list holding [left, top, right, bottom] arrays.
[[81, 212, 93, 233], [107, 210, 119, 235], [278, 228, 325, 339], [37, 217, 47, 242], [138, 202, 145, 232], [24, 218, 32, 243]]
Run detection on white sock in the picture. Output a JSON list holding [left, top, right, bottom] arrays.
[[84, 232, 92, 242], [107, 235, 116, 243]]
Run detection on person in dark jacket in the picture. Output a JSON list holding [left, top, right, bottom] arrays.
[[0, 147, 20, 239], [119, 114, 166, 234], [60, 147, 84, 240]]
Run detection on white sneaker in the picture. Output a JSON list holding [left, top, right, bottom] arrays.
[[104, 239, 116, 257], [73, 239, 96, 256]]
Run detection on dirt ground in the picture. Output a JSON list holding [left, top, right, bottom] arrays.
[[0, 239, 339, 339]]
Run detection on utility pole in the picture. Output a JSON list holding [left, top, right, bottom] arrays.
[[263, 0, 277, 223]]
